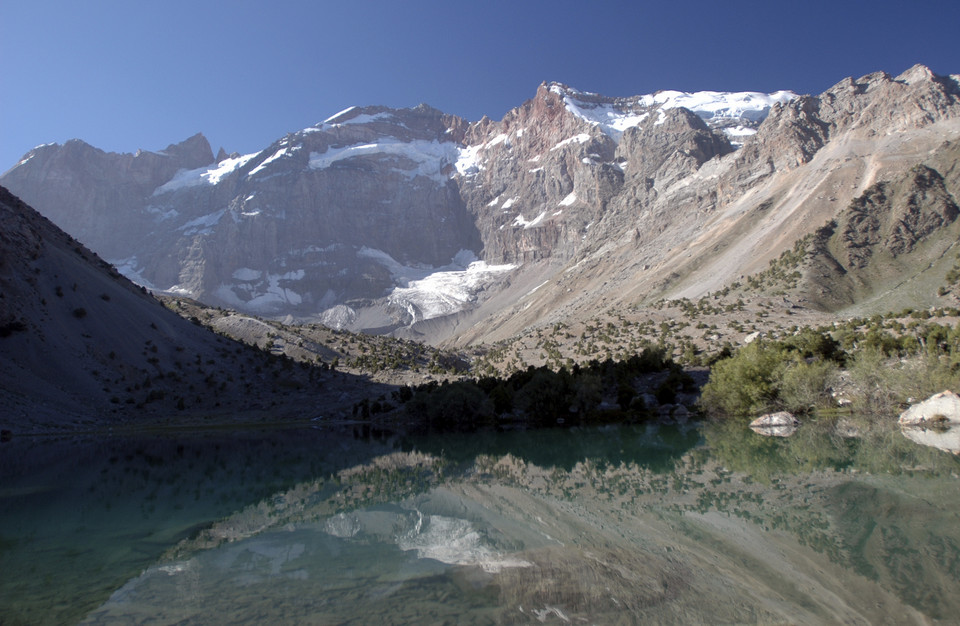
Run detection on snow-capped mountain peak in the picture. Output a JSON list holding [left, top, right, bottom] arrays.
[[547, 81, 796, 143]]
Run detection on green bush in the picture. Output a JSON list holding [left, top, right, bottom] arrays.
[[700, 341, 783, 416], [778, 359, 838, 413], [514, 369, 573, 425], [700, 334, 841, 417]]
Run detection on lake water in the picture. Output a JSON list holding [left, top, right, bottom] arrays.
[[1, 417, 958, 624]]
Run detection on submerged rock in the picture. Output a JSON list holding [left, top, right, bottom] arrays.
[[749, 411, 799, 437], [898, 390, 960, 427]]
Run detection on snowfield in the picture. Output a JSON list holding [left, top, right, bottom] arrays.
[[154, 153, 259, 194], [551, 83, 797, 142], [358, 248, 517, 323], [309, 139, 460, 184]]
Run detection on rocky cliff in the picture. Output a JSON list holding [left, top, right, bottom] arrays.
[[4, 65, 960, 343]]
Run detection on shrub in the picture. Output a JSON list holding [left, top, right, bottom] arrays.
[[405, 381, 495, 431], [701, 329, 847, 417], [778, 359, 838, 413], [847, 348, 960, 415], [513, 369, 573, 425], [700, 341, 783, 416]]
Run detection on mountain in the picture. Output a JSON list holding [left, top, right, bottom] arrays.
[[0, 187, 373, 433], [455, 65, 960, 344], [3, 65, 960, 346]]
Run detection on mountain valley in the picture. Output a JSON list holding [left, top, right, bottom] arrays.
[[3, 64, 960, 430]]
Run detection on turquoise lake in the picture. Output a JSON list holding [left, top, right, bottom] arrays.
[[1, 417, 958, 624]]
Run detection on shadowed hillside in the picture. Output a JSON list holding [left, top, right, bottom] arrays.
[[0, 187, 384, 433]]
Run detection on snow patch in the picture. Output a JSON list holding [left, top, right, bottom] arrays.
[[144, 205, 179, 221], [554, 83, 796, 143], [455, 134, 509, 176], [322, 106, 358, 124], [232, 268, 262, 281], [639, 89, 796, 122], [559, 95, 649, 142], [514, 211, 546, 229], [526, 280, 549, 296], [248, 146, 300, 177], [155, 153, 258, 193], [178, 209, 226, 236], [309, 139, 459, 184], [455, 143, 483, 175], [216, 268, 307, 313], [109, 256, 158, 290], [721, 125, 758, 148], [358, 248, 516, 323], [550, 134, 591, 152], [558, 192, 577, 207]]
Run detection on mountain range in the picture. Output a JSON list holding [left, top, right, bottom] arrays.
[[3, 64, 960, 351]]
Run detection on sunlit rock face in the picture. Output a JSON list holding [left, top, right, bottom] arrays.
[[5, 65, 960, 338]]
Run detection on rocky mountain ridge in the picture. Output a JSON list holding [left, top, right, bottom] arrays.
[[3, 65, 960, 345]]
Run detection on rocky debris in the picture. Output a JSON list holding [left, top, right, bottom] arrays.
[[750, 411, 799, 437], [898, 390, 960, 427]]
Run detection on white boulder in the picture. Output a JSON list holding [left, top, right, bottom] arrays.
[[749, 411, 799, 437], [898, 391, 960, 426]]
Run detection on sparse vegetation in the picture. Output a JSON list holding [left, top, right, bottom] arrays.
[[701, 315, 960, 417]]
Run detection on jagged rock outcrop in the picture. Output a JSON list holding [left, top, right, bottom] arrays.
[[5, 107, 486, 325]]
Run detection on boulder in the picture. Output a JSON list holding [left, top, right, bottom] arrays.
[[749, 411, 799, 437], [897, 391, 960, 427]]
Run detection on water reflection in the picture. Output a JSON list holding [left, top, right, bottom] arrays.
[[901, 423, 960, 455], [2, 419, 958, 624]]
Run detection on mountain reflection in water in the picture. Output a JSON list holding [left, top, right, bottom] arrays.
[[1, 419, 958, 624]]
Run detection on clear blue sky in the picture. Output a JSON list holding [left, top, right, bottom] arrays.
[[3, 0, 959, 171]]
